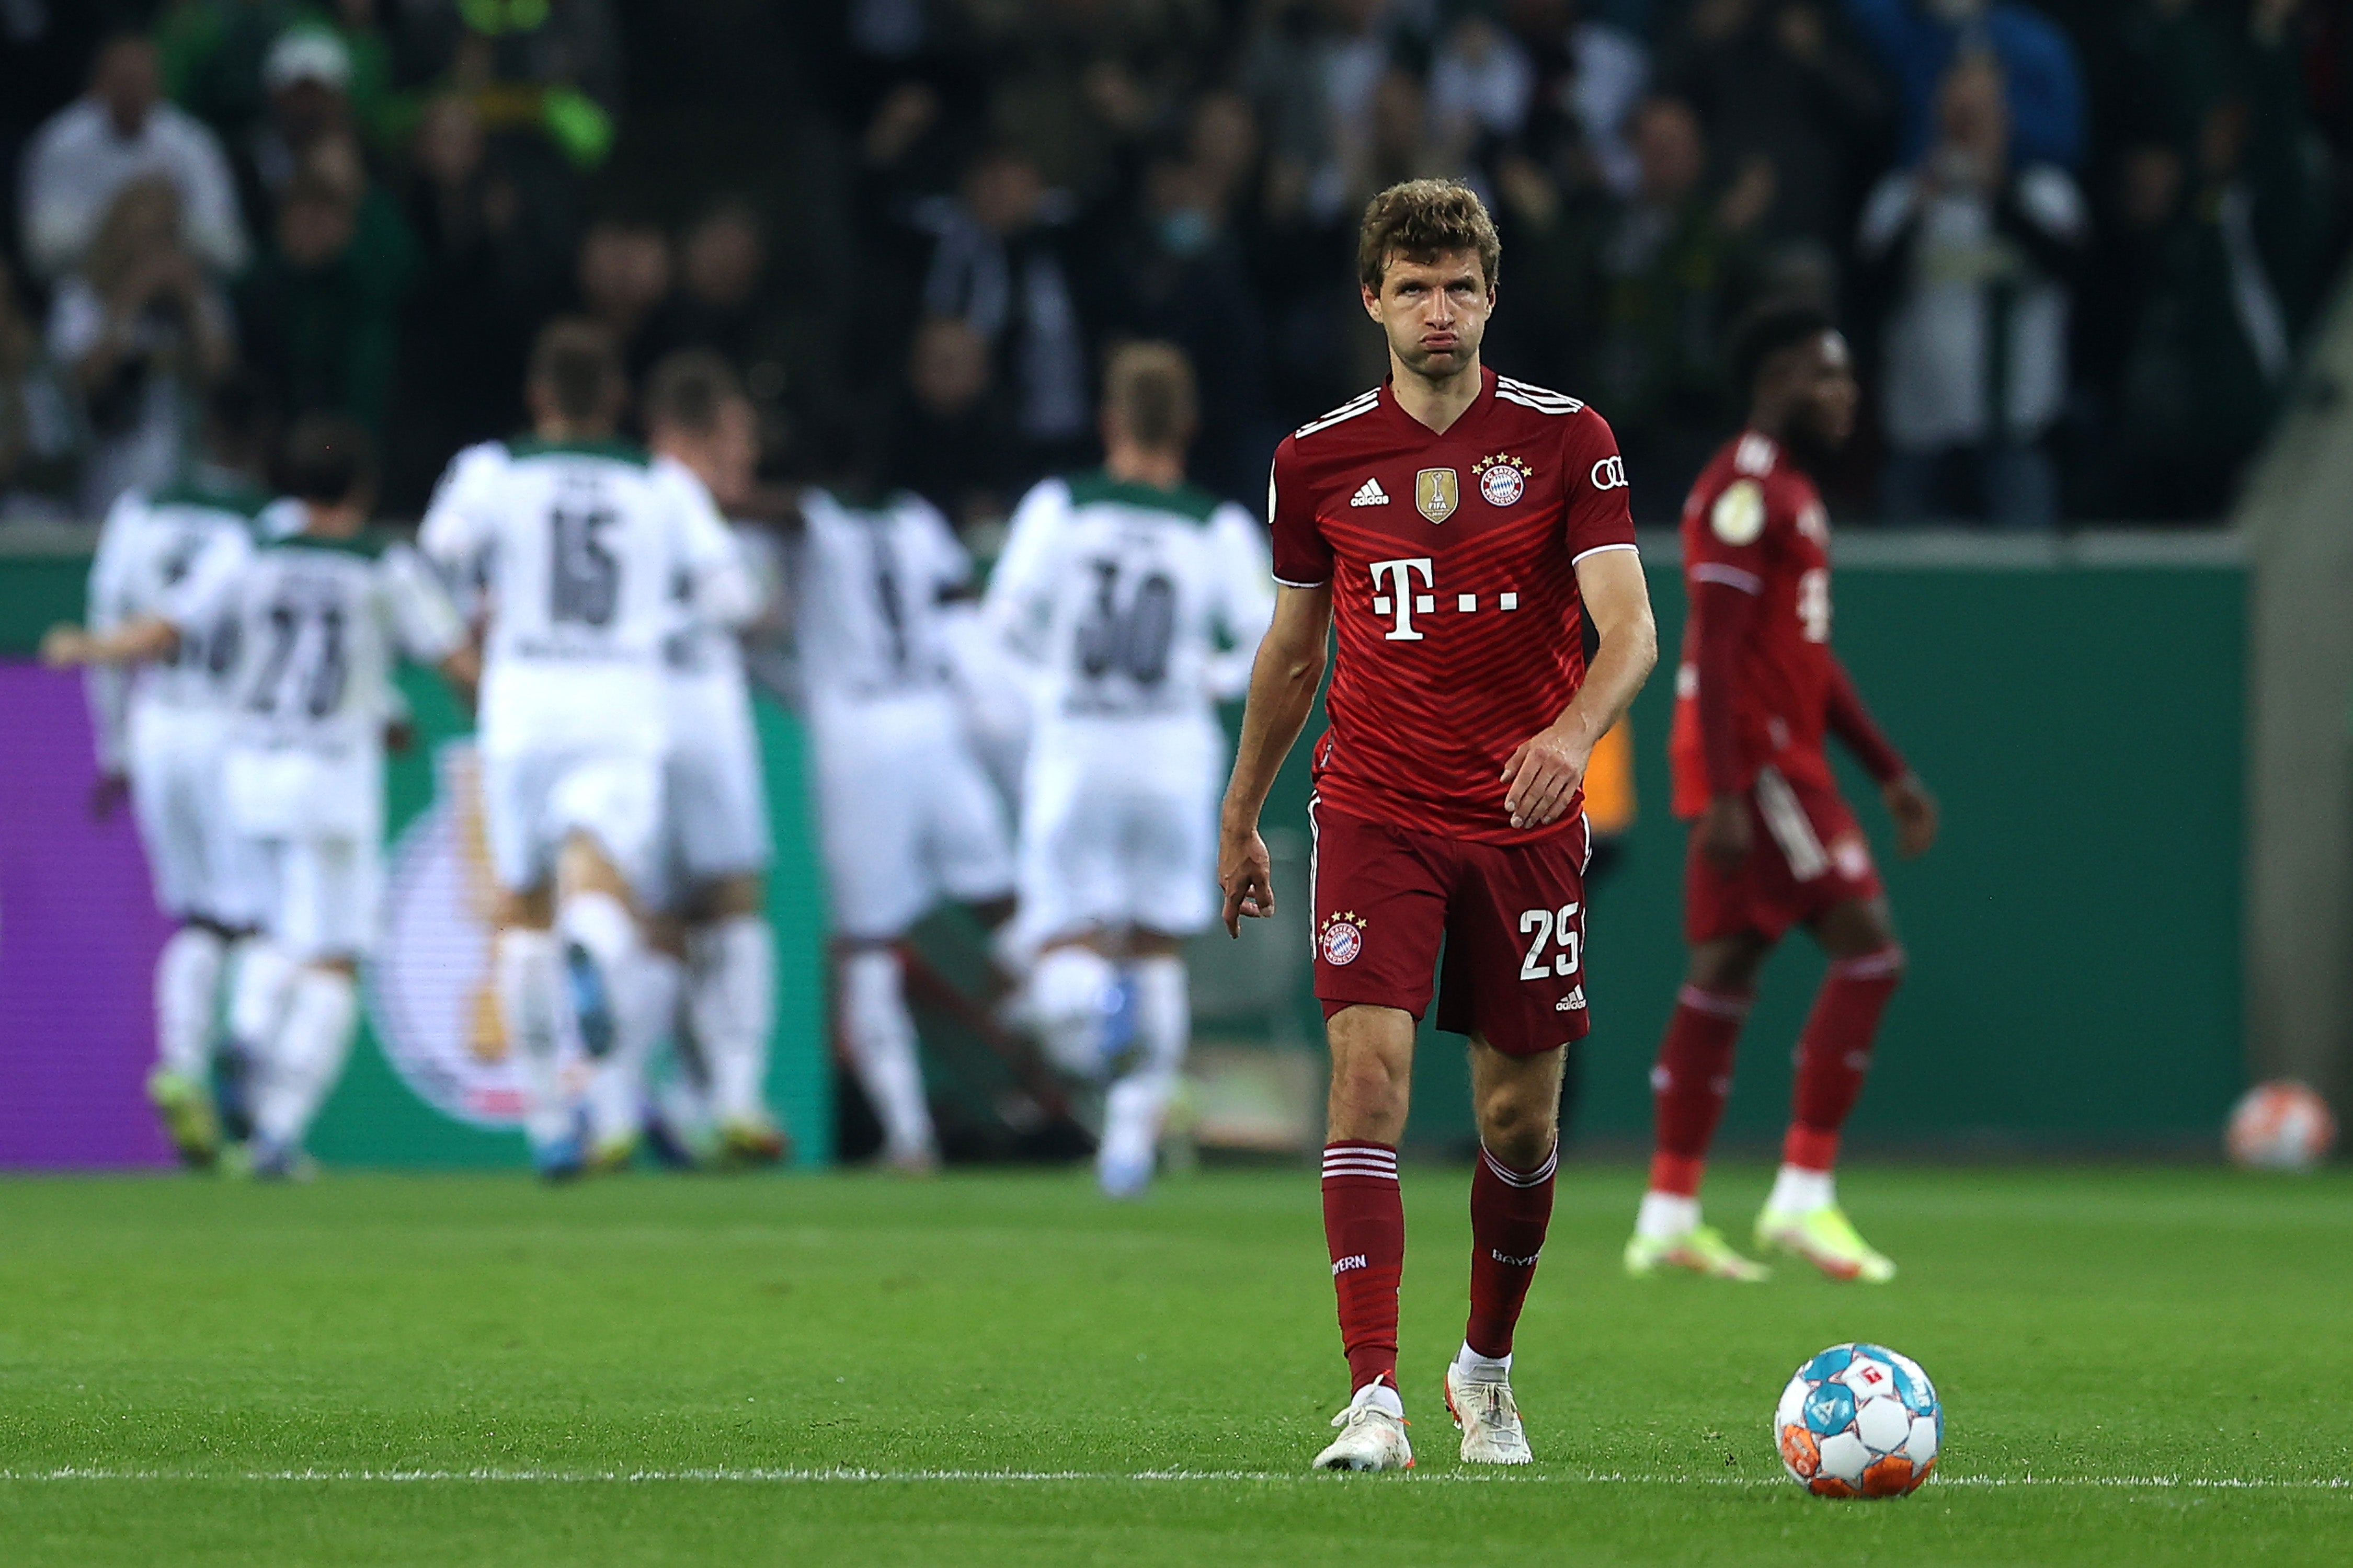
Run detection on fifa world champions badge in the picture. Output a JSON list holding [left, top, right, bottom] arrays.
[[1473, 454, 1531, 507], [1319, 911, 1366, 966]]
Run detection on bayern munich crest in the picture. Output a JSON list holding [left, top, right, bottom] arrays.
[[1474, 454, 1530, 506], [1319, 911, 1367, 966]]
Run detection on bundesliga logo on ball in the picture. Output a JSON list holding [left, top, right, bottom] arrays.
[[1775, 1343, 1942, 1498]]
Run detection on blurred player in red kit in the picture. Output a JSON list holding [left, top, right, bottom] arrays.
[[1626, 303, 1939, 1286], [1219, 181, 1658, 1470]]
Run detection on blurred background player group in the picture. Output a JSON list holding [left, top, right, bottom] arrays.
[[45, 307, 1268, 1197]]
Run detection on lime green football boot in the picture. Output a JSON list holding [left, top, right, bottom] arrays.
[[1623, 1224, 1771, 1281], [1755, 1204, 1897, 1283], [146, 1068, 221, 1169]]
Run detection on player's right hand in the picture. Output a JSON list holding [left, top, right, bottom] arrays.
[[1699, 795, 1752, 873], [1219, 824, 1275, 937]]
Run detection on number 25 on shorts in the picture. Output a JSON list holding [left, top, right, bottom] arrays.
[[1518, 903, 1582, 982]]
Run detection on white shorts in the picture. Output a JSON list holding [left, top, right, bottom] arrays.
[[808, 691, 1015, 941], [250, 833, 383, 960], [481, 743, 664, 896], [1015, 716, 1223, 946], [220, 737, 387, 958], [128, 702, 265, 926], [649, 675, 772, 912]]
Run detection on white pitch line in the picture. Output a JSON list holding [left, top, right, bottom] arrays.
[[0, 1469, 2346, 1491]]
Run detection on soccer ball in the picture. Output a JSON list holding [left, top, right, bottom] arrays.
[[1774, 1343, 1941, 1498], [2226, 1082, 2337, 1171]]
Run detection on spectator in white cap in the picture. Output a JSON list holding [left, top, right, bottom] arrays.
[[252, 27, 357, 204], [19, 31, 250, 281]]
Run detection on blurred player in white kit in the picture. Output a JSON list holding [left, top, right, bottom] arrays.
[[796, 456, 1018, 1173], [986, 344, 1273, 1196], [639, 350, 789, 1166], [50, 417, 477, 1176], [420, 321, 756, 1177], [78, 378, 276, 1165]]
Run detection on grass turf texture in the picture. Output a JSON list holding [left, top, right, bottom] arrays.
[[0, 1166, 2346, 1565]]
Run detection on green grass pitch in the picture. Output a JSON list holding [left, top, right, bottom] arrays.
[[0, 1164, 2346, 1565]]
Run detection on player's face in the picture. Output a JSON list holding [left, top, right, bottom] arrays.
[[1794, 331, 1859, 450], [1362, 249, 1493, 382]]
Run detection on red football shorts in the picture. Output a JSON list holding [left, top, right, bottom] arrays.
[[1684, 764, 1883, 945], [1308, 800, 1593, 1057]]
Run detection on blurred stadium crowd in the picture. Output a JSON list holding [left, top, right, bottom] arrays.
[[2, 0, 2349, 534]]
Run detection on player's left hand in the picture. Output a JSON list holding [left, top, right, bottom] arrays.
[[1218, 822, 1276, 938], [88, 772, 129, 822], [1501, 723, 1591, 831], [1884, 773, 1939, 859], [39, 624, 93, 667]]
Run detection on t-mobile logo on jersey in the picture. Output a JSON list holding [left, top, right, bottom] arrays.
[[1368, 557, 1435, 641]]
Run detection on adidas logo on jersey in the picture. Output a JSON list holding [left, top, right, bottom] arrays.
[[1351, 478, 1390, 507], [1555, 987, 1587, 1012]]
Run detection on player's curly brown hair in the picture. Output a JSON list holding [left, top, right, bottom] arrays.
[[1356, 180, 1501, 296]]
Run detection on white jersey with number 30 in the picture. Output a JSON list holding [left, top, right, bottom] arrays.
[[987, 473, 1273, 727], [419, 438, 749, 756]]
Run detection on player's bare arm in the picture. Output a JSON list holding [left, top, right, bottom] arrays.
[[40, 615, 181, 669], [1218, 582, 1332, 935], [1501, 547, 1657, 830]]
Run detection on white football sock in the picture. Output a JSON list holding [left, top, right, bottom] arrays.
[[1454, 1342, 1513, 1380], [228, 940, 298, 1057], [154, 925, 226, 1079], [495, 928, 570, 1148], [1031, 945, 1120, 1077], [254, 967, 357, 1149], [558, 890, 641, 1002], [1766, 1164, 1836, 1214], [584, 938, 676, 1151], [689, 915, 774, 1124], [1099, 956, 1187, 1181], [1636, 1191, 1701, 1240], [839, 947, 933, 1162]]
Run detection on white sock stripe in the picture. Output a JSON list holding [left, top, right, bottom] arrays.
[[1478, 1142, 1558, 1187], [1320, 1154, 1399, 1172], [1677, 985, 1753, 1019], [1830, 948, 1906, 981]]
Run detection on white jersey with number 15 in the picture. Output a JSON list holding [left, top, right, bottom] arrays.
[[420, 437, 752, 755]]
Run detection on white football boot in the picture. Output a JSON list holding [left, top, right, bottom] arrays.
[[1312, 1380, 1415, 1472], [1444, 1363, 1534, 1465]]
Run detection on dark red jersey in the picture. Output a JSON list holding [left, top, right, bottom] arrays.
[[1269, 368, 1637, 844], [1668, 431, 1903, 819]]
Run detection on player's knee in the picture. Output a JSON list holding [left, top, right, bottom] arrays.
[[1832, 944, 1907, 985], [1328, 1045, 1410, 1124], [1474, 1084, 1557, 1168], [1687, 936, 1767, 993]]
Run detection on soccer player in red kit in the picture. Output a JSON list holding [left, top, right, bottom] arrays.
[[1219, 181, 1658, 1471], [1626, 303, 1939, 1286]]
